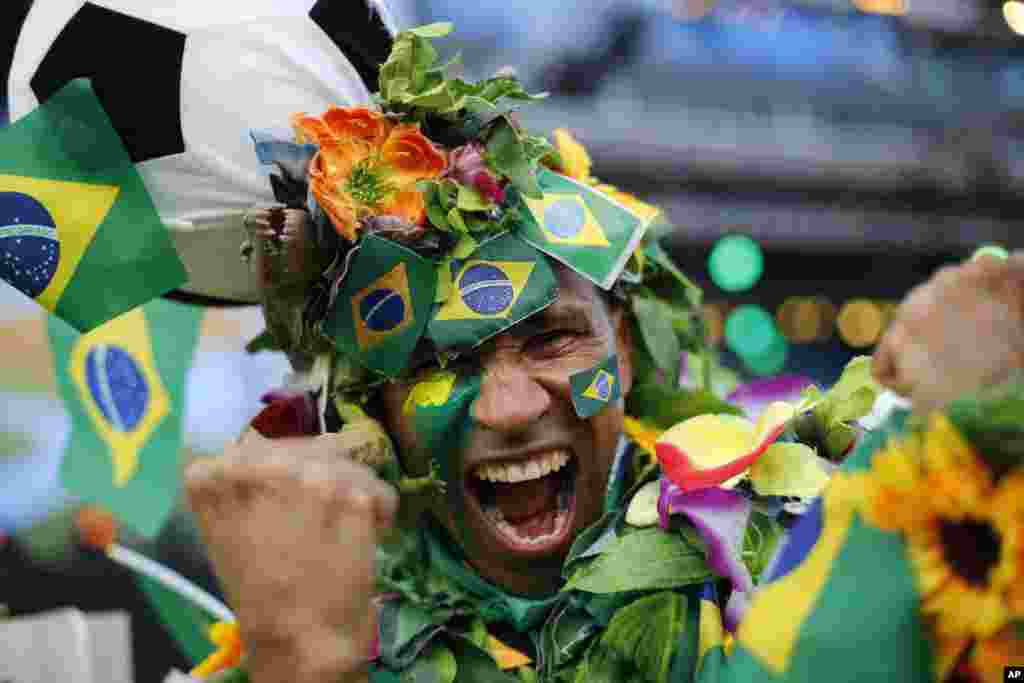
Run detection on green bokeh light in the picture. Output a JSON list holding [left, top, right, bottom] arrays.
[[709, 235, 764, 293], [742, 336, 789, 376], [971, 245, 1009, 262], [725, 305, 788, 376]]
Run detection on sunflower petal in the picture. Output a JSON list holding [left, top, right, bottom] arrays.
[[553, 128, 592, 182]]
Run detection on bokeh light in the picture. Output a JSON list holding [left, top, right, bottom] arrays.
[[725, 304, 788, 375], [972, 244, 1010, 262], [853, 0, 906, 15], [708, 234, 764, 293], [837, 299, 885, 348], [1004, 1, 1024, 36]]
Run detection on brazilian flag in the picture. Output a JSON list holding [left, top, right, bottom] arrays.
[[48, 298, 202, 537], [0, 80, 186, 332], [428, 232, 557, 350], [324, 234, 437, 377], [570, 355, 622, 418], [694, 409, 936, 683], [516, 169, 648, 290]]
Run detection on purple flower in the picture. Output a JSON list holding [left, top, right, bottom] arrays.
[[448, 142, 506, 204], [658, 478, 755, 596], [727, 375, 814, 420]]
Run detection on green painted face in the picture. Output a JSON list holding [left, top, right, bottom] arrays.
[[380, 264, 634, 597]]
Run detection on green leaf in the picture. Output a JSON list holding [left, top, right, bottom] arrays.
[[521, 134, 555, 165], [403, 642, 458, 683], [564, 528, 710, 594], [599, 592, 686, 683], [625, 383, 744, 432], [447, 207, 468, 233], [642, 239, 703, 310], [424, 184, 453, 232], [485, 118, 541, 199], [812, 356, 880, 427], [823, 422, 858, 460], [574, 644, 637, 683], [450, 638, 522, 683], [207, 667, 251, 683], [631, 294, 681, 381], [408, 22, 455, 39], [379, 29, 442, 104], [743, 511, 784, 582], [456, 184, 493, 212]]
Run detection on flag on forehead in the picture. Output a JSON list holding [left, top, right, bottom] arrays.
[[49, 298, 202, 537], [517, 169, 649, 290], [570, 355, 622, 418], [324, 234, 436, 377], [0, 80, 186, 331], [428, 232, 557, 350]]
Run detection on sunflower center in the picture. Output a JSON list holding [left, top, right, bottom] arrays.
[[938, 518, 1001, 587], [345, 161, 392, 207]]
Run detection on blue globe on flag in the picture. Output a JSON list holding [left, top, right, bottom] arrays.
[[459, 263, 514, 316], [84, 344, 150, 433], [0, 191, 60, 299], [359, 287, 406, 333], [543, 198, 587, 240]]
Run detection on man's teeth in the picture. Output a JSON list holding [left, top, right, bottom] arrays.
[[474, 450, 570, 483]]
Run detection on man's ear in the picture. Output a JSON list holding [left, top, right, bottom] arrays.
[[612, 305, 634, 398]]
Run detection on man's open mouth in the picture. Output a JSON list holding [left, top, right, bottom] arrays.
[[467, 449, 577, 553]]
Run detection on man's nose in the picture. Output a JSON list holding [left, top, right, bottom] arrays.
[[472, 358, 551, 433]]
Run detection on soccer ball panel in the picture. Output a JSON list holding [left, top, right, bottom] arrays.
[[309, 0, 395, 95], [29, 2, 187, 163], [178, 17, 375, 212]]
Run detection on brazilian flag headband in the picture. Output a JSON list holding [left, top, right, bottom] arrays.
[[244, 22, 711, 430]]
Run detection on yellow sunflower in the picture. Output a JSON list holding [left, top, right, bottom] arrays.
[[862, 414, 1020, 644], [550, 129, 661, 224]]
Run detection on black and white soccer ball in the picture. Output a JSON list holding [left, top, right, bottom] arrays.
[[7, 0, 397, 303]]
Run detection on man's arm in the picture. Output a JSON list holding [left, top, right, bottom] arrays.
[[185, 430, 397, 683]]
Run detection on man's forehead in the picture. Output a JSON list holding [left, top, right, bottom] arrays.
[[407, 264, 605, 365]]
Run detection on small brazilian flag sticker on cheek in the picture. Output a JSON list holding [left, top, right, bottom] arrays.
[[570, 355, 622, 418], [323, 234, 436, 378]]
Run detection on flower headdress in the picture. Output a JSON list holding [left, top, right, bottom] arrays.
[[244, 23, 720, 461]]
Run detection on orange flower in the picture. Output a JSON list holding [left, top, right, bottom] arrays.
[[323, 107, 393, 146], [294, 107, 446, 241], [382, 123, 448, 181]]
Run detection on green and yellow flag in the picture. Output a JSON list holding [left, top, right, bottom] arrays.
[[49, 298, 202, 537], [324, 234, 437, 377], [516, 169, 649, 290], [428, 232, 557, 350], [570, 354, 622, 418], [0, 79, 186, 332]]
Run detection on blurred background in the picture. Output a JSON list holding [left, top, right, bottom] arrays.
[[2, 0, 1023, 678]]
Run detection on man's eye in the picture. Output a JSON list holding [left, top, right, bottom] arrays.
[[528, 330, 581, 356]]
